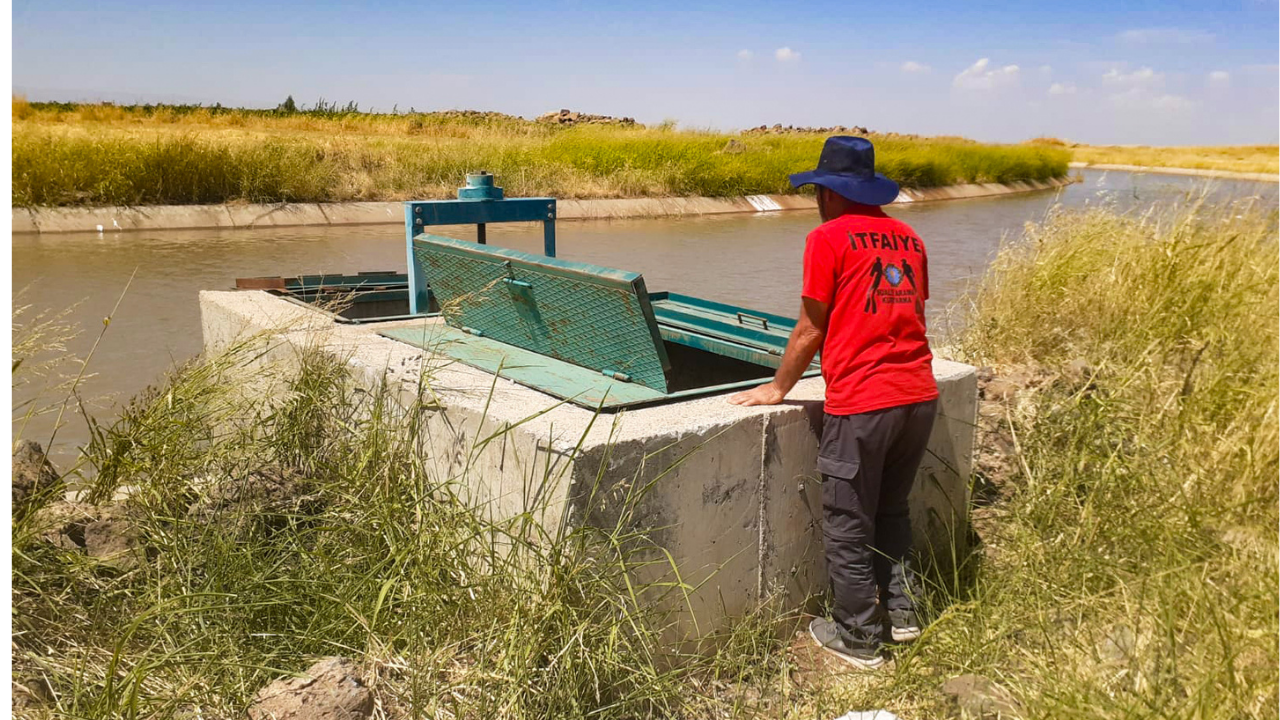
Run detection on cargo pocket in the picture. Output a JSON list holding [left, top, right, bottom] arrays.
[[816, 414, 860, 479]]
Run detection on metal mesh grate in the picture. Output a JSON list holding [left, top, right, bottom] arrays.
[[414, 237, 670, 392]]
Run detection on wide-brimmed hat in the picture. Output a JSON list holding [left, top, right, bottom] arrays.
[[789, 136, 900, 205]]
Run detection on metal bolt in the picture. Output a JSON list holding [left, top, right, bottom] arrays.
[[414, 206, 421, 214], [415, 219, 422, 225], [548, 213, 554, 218]]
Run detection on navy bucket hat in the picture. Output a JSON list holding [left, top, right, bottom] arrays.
[[789, 136, 900, 206]]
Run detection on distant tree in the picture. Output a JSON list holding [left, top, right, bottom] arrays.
[[277, 95, 298, 114]]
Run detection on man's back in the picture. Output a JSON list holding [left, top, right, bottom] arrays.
[[801, 208, 938, 415], [729, 137, 941, 668]]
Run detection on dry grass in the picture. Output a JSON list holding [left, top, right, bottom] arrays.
[[12, 100, 1071, 207], [1070, 143, 1278, 175]]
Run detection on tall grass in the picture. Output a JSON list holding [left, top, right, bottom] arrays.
[[949, 195, 1278, 718], [12, 102, 1070, 207]]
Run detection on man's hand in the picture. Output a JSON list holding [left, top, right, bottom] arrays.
[[728, 382, 786, 406], [727, 298, 828, 408]]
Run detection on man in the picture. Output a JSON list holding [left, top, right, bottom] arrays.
[[729, 136, 938, 670]]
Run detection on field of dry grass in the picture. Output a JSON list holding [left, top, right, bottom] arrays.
[[1051, 138, 1278, 175], [11, 100, 1071, 207]]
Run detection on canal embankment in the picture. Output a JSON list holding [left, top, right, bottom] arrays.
[[1067, 161, 1279, 182], [12, 176, 1078, 234]]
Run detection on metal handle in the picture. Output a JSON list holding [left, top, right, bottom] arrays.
[[503, 278, 532, 289], [736, 312, 770, 330]]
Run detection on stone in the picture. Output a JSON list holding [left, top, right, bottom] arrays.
[[187, 468, 322, 538], [1097, 623, 1137, 664], [941, 674, 1020, 719], [248, 656, 374, 720], [84, 505, 146, 571], [32, 500, 97, 549], [1064, 358, 1093, 380], [981, 379, 1017, 402], [12, 440, 62, 518]]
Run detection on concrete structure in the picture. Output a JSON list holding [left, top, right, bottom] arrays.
[[200, 289, 977, 644], [17, 177, 1077, 234]]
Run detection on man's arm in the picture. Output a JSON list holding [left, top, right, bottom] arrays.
[[728, 296, 828, 406]]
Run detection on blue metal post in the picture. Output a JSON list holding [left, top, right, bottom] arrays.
[[406, 203, 429, 314], [542, 203, 557, 258], [404, 173, 558, 315]]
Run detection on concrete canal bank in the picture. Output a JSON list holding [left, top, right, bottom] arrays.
[[14, 176, 1077, 234], [1067, 161, 1279, 182], [200, 289, 977, 643]]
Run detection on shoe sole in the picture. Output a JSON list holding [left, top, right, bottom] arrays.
[[891, 626, 922, 643], [808, 624, 885, 670]]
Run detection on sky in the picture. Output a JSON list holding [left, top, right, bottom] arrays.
[[11, 0, 1280, 145]]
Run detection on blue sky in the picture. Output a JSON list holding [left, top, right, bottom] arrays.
[[12, 0, 1279, 144]]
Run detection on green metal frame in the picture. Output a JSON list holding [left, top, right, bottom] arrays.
[[380, 240, 821, 410], [405, 194, 557, 315]]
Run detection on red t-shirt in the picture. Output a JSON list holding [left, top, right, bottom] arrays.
[[802, 208, 939, 415]]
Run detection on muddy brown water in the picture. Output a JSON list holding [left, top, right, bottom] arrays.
[[13, 169, 1276, 467]]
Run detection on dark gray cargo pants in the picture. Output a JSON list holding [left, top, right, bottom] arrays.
[[817, 398, 937, 648]]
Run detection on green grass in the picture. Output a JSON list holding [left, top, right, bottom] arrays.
[[12, 196, 1275, 718], [11, 101, 1070, 207]]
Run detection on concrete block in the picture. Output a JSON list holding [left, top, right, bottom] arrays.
[[27, 207, 119, 234], [768, 194, 818, 212], [321, 202, 404, 226], [225, 203, 330, 228], [12, 208, 38, 234], [760, 403, 826, 610], [199, 290, 976, 644], [139, 205, 237, 229]]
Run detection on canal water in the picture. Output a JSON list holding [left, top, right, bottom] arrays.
[[12, 169, 1276, 466]]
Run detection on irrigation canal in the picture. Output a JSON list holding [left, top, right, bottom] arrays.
[[14, 169, 1277, 466]]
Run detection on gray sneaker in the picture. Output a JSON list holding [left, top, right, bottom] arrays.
[[808, 618, 885, 670], [888, 609, 922, 643]]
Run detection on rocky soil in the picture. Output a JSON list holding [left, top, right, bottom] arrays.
[[742, 123, 872, 135], [536, 108, 638, 126]]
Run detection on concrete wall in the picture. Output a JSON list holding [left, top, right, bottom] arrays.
[[17, 176, 1077, 235], [200, 290, 977, 645]]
